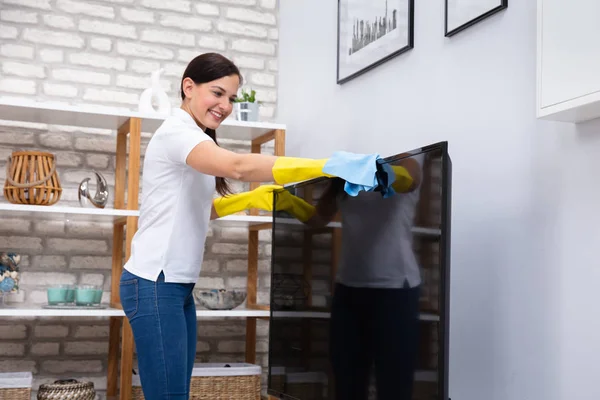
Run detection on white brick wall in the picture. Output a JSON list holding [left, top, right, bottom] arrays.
[[0, 0, 278, 118], [0, 0, 278, 398]]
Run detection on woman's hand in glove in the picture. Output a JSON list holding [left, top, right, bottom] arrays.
[[213, 185, 316, 222]]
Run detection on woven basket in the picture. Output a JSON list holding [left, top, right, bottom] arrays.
[[37, 379, 95, 400], [132, 363, 261, 400], [0, 387, 30, 400], [0, 372, 32, 400], [3, 151, 62, 206]]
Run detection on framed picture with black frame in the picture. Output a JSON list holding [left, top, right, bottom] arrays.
[[337, 0, 414, 85], [445, 0, 508, 37]]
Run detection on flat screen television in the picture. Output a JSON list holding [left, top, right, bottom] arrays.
[[267, 142, 452, 400]]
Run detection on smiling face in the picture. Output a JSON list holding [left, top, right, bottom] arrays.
[[181, 74, 240, 131]]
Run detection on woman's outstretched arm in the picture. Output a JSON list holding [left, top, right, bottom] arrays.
[[186, 140, 278, 182]]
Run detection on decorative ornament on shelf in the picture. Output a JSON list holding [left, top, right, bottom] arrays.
[[234, 88, 260, 122], [194, 289, 246, 310], [78, 170, 109, 209], [37, 379, 96, 400], [3, 151, 61, 206], [138, 68, 171, 115], [0, 252, 21, 305]]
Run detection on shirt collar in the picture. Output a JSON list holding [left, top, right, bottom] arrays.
[[172, 108, 205, 131]]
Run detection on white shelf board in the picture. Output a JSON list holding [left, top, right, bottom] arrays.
[[274, 218, 441, 236], [0, 306, 125, 317], [0, 306, 269, 318], [0, 203, 442, 236], [412, 226, 442, 237], [415, 370, 438, 382], [0, 204, 276, 226], [213, 215, 272, 227], [0, 98, 285, 140], [272, 311, 331, 319], [215, 119, 287, 141], [0, 202, 138, 221], [271, 310, 440, 322], [196, 308, 269, 318], [420, 312, 441, 322]]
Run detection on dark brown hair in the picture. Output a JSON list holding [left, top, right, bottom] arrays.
[[180, 53, 242, 196]]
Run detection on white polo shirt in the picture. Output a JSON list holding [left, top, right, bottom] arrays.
[[124, 108, 215, 283]]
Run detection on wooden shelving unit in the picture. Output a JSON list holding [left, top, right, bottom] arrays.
[[0, 99, 285, 400]]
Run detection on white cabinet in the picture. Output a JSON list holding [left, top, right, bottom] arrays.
[[536, 0, 600, 123]]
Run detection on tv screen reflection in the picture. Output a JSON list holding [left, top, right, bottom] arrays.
[[268, 143, 451, 400]]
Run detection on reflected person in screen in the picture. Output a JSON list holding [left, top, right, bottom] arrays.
[[312, 153, 424, 400]]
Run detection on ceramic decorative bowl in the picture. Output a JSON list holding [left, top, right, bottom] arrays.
[[194, 289, 246, 310]]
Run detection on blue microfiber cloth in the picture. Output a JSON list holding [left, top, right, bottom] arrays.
[[375, 160, 397, 198], [323, 151, 396, 197]]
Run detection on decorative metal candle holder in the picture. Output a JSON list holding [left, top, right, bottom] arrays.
[[78, 171, 108, 209]]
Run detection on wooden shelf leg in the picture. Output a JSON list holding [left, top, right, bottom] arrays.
[[247, 230, 258, 307], [120, 319, 134, 400], [109, 117, 142, 400], [245, 317, 257, 364], [274, 129, 285, 156], [119, 118, 141, 400], [107, 317, 122, 399], [331, 229, 341, 296], [244, 128, 284, 367], [108, 122, 128, 399], [125, 117, 141, 254], [246, 228, 259, 363], [110, 225, 125, 308]]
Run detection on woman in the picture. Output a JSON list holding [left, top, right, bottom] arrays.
[[119, 53, 365, 399]]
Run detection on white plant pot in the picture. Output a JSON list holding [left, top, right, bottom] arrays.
[[234, 102, 259, 122]]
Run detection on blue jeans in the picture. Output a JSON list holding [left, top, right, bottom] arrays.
[[120, 269, 197, 400]]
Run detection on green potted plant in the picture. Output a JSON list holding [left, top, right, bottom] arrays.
[[234, 88, 260, 122]]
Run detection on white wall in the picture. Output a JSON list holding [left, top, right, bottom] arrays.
[[278, 1, 600, 399]]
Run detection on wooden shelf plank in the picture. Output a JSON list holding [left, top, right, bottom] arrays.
[[0, 98, 286, 140]]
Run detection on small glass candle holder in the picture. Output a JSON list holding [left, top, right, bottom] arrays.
[[47, 285, 71, 305], [75, 285, 99, 306], [65, 285, 75, 304], [93, 288, 103, 305]]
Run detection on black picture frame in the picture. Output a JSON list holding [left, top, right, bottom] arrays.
[[336, 0, 414, 85], [445, 0, 508, 37]]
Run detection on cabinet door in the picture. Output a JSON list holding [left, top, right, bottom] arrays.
[[540, 0, 600, 108]]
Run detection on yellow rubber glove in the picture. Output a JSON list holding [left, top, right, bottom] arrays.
[[213, 185, 316, 222], [272, 157, 335, 185], [274, 189, 316, 222], [390, 165, 414, 193]]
